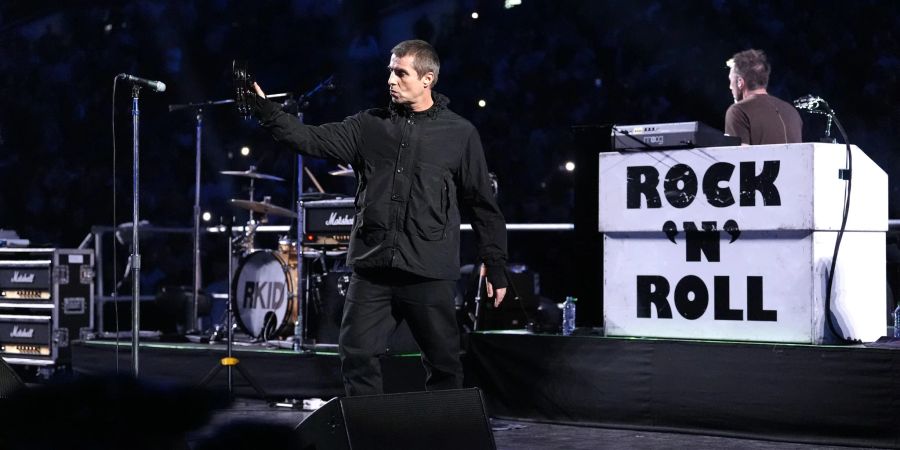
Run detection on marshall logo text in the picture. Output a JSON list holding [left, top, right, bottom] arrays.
[[11, 271, 35, 284], [325, 212, 354, 227], [10, 325, 35, 339]]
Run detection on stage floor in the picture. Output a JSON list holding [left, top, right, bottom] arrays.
[[466, 331, 900, 449], [193, 398, 870, 450], [71, 337, 425, 398], [59, 332, 900, 449]]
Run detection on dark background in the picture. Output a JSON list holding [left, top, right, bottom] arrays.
[[1, 0, 897, 307]]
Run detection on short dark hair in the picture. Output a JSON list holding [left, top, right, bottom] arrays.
[[391, 39, 440, 87], [727, 49, 770, 90]]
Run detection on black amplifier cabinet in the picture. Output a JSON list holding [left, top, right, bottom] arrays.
[[0, 248, 94, 367], [302, 198, 354, 246]]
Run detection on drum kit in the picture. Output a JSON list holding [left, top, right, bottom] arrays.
[[220, 163, 352, 345], [191, 61, 348, 393]]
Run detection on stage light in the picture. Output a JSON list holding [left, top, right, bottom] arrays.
[[477, 99, 487, 108], [565, 161, 575, 172], [471, 11, 479, 19], [240, 146, 251, 156], [504, 0, 523, 9], [202, 211, 212, 222]]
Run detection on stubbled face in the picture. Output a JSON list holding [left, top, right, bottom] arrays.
[[728, 66, 743, 103], [387, 54, 432, 110]]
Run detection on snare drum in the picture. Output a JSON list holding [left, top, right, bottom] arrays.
[[232, 250, 298, 339]]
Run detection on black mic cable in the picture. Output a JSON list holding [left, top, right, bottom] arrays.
[[793, 94, 859, 343], [774, 106, 788, 143]]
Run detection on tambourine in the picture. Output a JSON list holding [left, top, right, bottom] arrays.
[[233, 59, 253, 119]]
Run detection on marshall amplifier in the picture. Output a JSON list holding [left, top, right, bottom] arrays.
[[0, 314, 56, 360], [0, 248, 93, 367], [0, 258, 53, 301], [302, 198, 355, 247]]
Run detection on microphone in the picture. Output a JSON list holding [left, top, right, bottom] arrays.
[[793, 95, 827, 113], [118, 73, 167, 93]]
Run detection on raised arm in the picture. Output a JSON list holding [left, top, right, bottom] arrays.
[[251, 82, 361, 165]]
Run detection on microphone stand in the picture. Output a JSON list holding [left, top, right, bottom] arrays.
[[289, 75, 334, 352], [191, 109, 203, 333], [167, 101, 223, 336], [130, 85, 142, 377]]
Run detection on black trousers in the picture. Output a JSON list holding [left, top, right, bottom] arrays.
[[338, 268, 462, 396]]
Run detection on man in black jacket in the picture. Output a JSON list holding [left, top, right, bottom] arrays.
[[250, 40, 507, 396]]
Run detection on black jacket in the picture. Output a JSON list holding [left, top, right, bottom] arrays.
[[253, 92, 508, 287]]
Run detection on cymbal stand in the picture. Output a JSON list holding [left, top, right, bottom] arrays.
[[169, 95, 280, 334], [248, 168, 257, 222], [198, 216, 267, 398], [166, 101, 208, 334]]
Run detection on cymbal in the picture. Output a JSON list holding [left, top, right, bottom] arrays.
[[230, 199, 297, 218], [221, 168, 284, 182]]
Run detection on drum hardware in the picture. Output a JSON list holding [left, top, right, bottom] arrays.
[[222, 164, 292, 259], [198, 216, 267, 398], [168, 65, 321, 353], [169, 93, 287, 348], [230, 198, 298, 219], [222, 165, 288, 226], [234, 219, 260, 256], [220, 167, 285, 182], [278, 236, 299, 269]]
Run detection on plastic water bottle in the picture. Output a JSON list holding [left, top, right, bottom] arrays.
[[293, 319, 303, 352], [562, 296, 577, 336], [894, 303, 900, 338]]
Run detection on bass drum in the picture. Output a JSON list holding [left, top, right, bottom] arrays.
[[232, 250, 298, 340]]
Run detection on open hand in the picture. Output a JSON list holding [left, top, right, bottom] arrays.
[[480, 264, 507, 308]]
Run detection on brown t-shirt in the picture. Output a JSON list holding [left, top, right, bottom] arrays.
[[724, 94, 803, 145]]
